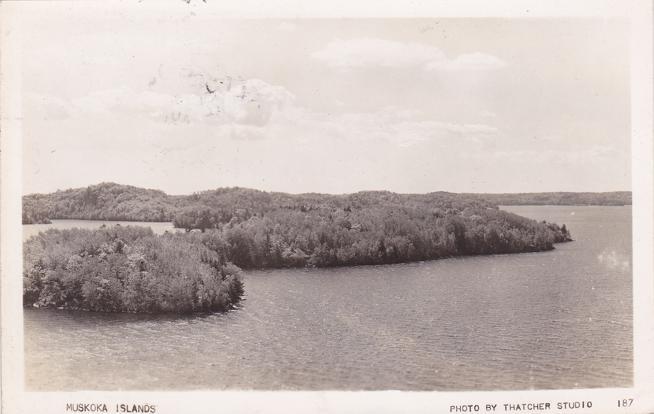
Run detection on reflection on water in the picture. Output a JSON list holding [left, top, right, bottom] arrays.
[[24, 206, 632, 390]]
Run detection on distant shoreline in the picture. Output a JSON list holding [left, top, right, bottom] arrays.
[[22, 182, 632, 225], [23, 183, 573, 271], [21, 203, 630, 228]]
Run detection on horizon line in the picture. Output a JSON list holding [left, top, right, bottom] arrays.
[[23, 181, 634, 198]]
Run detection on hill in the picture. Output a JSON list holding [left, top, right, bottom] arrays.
[[22, 184, 631, 225], [23, 183, 575, 270], [23, 183, 178, 223]]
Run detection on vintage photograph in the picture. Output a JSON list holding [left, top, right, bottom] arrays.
[[11, 0, 638, 399]]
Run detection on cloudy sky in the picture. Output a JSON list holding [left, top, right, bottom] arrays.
[[19, 3, 630, 195]]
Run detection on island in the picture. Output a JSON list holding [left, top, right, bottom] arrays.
[[23, 183, 585, 313], [23, 226, 244, 314]]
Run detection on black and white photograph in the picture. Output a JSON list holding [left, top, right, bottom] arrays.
[[1, 1, 653, 413]]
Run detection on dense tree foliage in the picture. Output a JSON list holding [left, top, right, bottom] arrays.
[[22, 183, 630, 225], [23, 226, 244, 313], [23, 185, 576, 313], [22, 197, 52, 224], [22, 183, 177, 223], [180, 197, 572, 269], [23, 183, 574, 271]]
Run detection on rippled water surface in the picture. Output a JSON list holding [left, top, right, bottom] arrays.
[[24, 206, 632, 390]]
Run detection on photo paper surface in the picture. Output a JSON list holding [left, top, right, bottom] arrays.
[[1, 1, 652, 413]]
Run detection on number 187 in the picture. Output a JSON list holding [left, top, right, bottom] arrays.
[[618, 398, 633, 408]]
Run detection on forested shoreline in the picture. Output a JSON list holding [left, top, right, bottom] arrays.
[[23, 226, 244, 313], [23, 183, 578, 313], [462, 191, 631, 206], [21, 183, 577, 270], [22, 183, 631, 225], [169, 192, 572, 269]]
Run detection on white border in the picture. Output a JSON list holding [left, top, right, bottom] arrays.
[[1, 2, 25, 414], [2, 1, 652, 413]]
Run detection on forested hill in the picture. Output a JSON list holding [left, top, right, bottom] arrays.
[[23, 183, 577, 270], [25, 183, 507, 223], [23, 183, 178, 224], [22, 183, 631, 225], [462, 191, 631, 206]]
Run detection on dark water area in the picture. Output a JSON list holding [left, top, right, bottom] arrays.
[[23, 206, 632, 390]]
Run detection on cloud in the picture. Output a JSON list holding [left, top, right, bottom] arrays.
[[464, 145, 623, 165], [480, 109, 497, 119], [277, 21, 297, 32], [24, 76, 500, 148], [311, 38, 445, 70], [28, 78, 295, 128], [425, 52, 507, 71], [287, 106, 500, 147], [311, 38, 507, 72]]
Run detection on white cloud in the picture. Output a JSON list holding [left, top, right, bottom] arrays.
[[311, 38, 507, 72], [25, 77, 499, 148], [285, 106, 500, 147], [29, 78, 295, 128], [426, 52, 507, 71], [311, 38, 445, 70], [464, 146, 622, 165], [480, 109, 497, 119], [277, 21, 297, 32]]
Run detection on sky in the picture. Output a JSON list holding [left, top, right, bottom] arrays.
[[18, 2, 631, 195]]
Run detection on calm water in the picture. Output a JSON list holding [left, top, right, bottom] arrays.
[[23, 206, 632, 390], [23, 219, 176, 241]]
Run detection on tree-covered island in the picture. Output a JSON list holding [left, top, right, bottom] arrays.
[[23, 226, 244, 313], [23, 183, 580, 313]]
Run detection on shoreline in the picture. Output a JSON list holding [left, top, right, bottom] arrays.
[[23, 204, 632, 225], [23, 236, 571, 316]]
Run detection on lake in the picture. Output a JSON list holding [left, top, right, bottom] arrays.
[[23, 219, 177, 241], [23, 206, 632, 390]]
